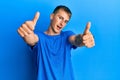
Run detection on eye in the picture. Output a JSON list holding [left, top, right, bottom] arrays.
[[65, 20, 68, 24], [59, 16, 63, 20]]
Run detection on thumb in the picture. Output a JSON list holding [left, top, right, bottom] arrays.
[[32, 12, 40, 25], [83, 22, 91, 34]]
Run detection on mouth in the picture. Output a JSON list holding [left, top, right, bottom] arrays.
[[57, 25, 62, 30]]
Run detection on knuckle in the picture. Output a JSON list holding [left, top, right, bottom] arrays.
[[25, 21, 29, 24], [83, 41, 86, 44], [21, 24, 24, 27], [85, 44, 88, 47], [19, 27, 22, 30], [18, 26, 22, 29], [30, 25, 34, 30], [21, 24, 26, 28], [82, 36, 86, 40]]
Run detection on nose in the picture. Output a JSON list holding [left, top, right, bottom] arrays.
[[60, 21, 65, 26]]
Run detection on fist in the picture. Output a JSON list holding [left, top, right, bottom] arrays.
[[17, 12, 40, 37], [82, 22, 95, 48], [17, 12, 40, 46]]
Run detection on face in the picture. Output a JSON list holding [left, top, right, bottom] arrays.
[[50, 9, 70, 34]]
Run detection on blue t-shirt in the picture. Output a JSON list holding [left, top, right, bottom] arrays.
[[32, 31, 76, 80]]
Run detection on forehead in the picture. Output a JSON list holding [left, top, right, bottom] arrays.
[[55, 9, 70, 20]]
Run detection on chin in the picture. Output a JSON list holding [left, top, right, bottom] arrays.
[[55, 30, 61, 34]]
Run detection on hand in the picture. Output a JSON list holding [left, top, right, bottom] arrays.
[[82, 22, 95, 48], [18, 12, 40, 37], [17, 12, 40, 46]]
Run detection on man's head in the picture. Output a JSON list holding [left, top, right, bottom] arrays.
[[53, 5, 72, 19], [50, 5, 72, 34]]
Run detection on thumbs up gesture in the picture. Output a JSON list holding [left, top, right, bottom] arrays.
[[17, 12, 40, 46], [82, 22, 95, 48]]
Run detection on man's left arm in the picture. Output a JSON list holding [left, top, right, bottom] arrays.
[[69, 22, 95, 48]]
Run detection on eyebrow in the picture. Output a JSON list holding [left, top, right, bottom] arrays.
[[58, 15, 69, 21]]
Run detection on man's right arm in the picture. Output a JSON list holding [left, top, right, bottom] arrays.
[[17, 12, 40, 46], [69, 22, 95, 48]]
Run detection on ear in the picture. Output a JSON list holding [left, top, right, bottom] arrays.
[[50, 13, 54, 20]]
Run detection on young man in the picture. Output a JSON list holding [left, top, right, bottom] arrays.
[[17, 5, 95, 80]]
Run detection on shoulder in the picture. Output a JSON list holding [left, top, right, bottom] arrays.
[[62, 30, 74, 34], [34, 31, 44, 37], [61, 31, 75, 37]]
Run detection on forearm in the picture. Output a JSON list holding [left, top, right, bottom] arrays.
[[74, 34, 83, 47], [23, 34, 39, 46], [72, 34, 84, 47], [69, 34, 83, 47]]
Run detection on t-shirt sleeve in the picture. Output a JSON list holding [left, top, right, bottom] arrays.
[[66, 31, 75, 37], [28, 43, 38, 52]]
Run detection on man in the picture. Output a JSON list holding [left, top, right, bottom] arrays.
[[17, 5, 95, 80]]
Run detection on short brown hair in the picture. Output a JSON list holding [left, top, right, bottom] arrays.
[[53, 5, 72, 19]]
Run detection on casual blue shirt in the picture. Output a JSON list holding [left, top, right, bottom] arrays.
[[32, 31, 76, 80]]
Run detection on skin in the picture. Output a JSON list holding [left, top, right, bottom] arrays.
[[45, 9, 69, 35], [17, 9, 95, 48]]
